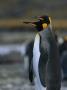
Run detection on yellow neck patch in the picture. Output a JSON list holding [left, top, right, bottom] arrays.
[[42, 23, 48, 29]]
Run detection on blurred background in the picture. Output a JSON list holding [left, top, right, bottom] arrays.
[[0, 0, 67, 90]]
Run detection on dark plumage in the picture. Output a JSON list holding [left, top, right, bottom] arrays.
[[38, 15, 50, 24], [32, 21, 43, 31]]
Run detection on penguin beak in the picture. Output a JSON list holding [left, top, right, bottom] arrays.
[[23, 21, 36, 26], [23, 21, 32, 24]]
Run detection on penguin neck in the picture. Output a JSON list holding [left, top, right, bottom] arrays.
[[39, 26, 54, 43], [39, 27, 51, 38], [49, 24, 52, 30]]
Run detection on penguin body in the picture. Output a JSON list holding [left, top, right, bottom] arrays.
[[39, 27, 61, 90], [32, 16, 61, 90], [33, 27, 61, 90], [24, 15, 61, 90]]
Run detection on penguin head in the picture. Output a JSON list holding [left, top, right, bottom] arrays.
[[38, 15, 52, 29], [23, 20, 43, 32], [32, 15, 52, 31], [23, 15, 52, 32]]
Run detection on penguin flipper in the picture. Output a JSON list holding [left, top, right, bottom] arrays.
[[29, 58, 34, 83]]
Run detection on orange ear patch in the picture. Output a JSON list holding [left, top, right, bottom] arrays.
[[42, 23, 48, 29]]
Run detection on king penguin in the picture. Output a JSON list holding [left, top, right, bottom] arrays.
[[24, 15, 61, 90], [32, 15, 61, 90]]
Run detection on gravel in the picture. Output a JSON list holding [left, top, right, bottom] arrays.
[[0, 63, 66, 90]]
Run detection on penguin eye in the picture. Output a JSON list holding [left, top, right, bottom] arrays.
[[42, 23, 48, 29]]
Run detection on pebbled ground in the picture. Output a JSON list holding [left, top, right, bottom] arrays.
[[0, 63, 66, 90]]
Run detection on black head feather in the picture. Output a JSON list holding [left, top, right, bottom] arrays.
[[32, 20, 43, 31], [38, 15, 50, 25]]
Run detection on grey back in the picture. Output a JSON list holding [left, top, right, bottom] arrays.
[[38, 28, 61, 89]]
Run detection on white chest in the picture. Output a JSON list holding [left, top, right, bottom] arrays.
[[33, 34, 40, 76], [33, 34, 46, 90]]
